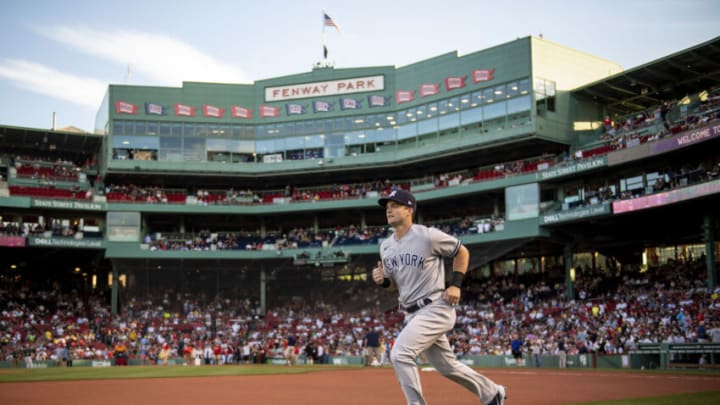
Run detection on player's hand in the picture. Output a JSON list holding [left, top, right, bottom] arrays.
[[444, 286, 461, 306], [372, 261, 385, 285]]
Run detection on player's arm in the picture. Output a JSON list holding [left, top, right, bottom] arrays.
[[372, 260, 396, 291], [444, 244, 469, 305]]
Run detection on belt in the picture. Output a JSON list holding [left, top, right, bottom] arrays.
[[403, 298, 433, 314]]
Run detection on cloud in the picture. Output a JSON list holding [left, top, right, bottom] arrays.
[[38, 26, 251, 85], [0, 59, 106, 109]]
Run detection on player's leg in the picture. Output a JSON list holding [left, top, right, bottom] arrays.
[[424, 333, 501, 404], [390, 301, 455, 405]]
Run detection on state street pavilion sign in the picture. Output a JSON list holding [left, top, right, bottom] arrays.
[[265, 75, 385, 102]]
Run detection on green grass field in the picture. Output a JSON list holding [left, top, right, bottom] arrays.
[[1, 366, 718, 405], [578, 391, 720, 405]]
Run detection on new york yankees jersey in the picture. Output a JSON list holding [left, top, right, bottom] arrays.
[[380, 224, 462, 308]]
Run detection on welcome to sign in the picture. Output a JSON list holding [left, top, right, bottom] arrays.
[[265, 75, 385, 102]]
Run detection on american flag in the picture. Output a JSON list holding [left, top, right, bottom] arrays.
[[324, 13, 340, 31]]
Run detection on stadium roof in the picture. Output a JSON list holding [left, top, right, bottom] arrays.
[[0, 124, 103, 157], [572, 36, 720, 117]]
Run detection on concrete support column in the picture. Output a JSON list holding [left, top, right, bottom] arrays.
[[111, 261, 119, 315], [564, 245, 575, 300], [705, 215, 717, 289], [260, 266, 267, 315]]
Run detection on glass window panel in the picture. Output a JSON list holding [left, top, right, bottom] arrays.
[[183, 138, 205, 160], [321, 120, 334, 133], [351, 116, 368, 130], [418, 116, 438, 135], [437, 100, 449, 115], [438, 111, 459, 131], [112, 121, 123, 135], [158, 123, 171, 136], [459, 94, 472, 110], [285, 136, 304, 150], [493, 85, 506, 100], [326, 134, 345, 158], [206, 124, 222, 136], [271, 123, 284, 136], [471, 91, 483, 106], [506, 81, 519, 98], [112, 136, 132, 148], [159, 137, 182, 161], [546, 81, 556, 97], [207, 138, 230, 151], [303, 121, 316, 135], [305, 134, 324, 148], [183, 123, 196, 137], [171, 123, 182, 136], [484, 100, 506, 120], [135, 136, 159, 150], [460, 107, 483, 125], [344, 131, 365, 146], [146, 121, 159, 135], [256, 139, 284, 154], [134, 121, 146, 135], [447, 96, 459, 113], [196, 124, 210, 137], [231, 125, 243, 138], [361, 127, 395, 144], [506, 95, 531, 114], [112, 136, 158, 149], [160, 137, 182, 149], [483, 88, 495, 104], [121, 122, 134, 135], [519, 78, 530, 95], [397, 122, 417, 141], [394, 108, 407, 125]]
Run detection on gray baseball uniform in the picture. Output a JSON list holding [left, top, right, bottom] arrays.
[[381, 224, 500, 405]]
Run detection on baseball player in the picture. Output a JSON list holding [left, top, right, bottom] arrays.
[[372, 189, 506, 405]]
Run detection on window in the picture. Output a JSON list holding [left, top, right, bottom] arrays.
[[112, 120, 124, 135], [183, 138, 205, 161], [535, 77, 557, 115]]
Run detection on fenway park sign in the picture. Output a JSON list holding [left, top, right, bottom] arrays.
[[265, 75, 384, 102]]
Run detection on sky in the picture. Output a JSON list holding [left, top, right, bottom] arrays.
[[0, 0, 718, 132]]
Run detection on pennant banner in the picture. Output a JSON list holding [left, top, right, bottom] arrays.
[[115, 101, 137, 115], [395, 90, 415, 104], [445, 76, 467, 91], [472, 69, 495, 83], [340, 98, 360, 110], [260, 105, 280, 118], [420, 84, 440, 97], [145, 102, 166, 115], [231, 105, 253, 119], [313, 100, 333, 113], [368, 95, 389, 107], [174, 103, 196, 117], [203, 104, 225, 118], [286, 103, 306, 115]]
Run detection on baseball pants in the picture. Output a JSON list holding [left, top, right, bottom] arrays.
[[390, 300, 498, 405]]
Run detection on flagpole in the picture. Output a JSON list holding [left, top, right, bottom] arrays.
[[322, 11, 327, 66]]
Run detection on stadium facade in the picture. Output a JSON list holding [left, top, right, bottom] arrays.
[[1, 35, 719, 314]]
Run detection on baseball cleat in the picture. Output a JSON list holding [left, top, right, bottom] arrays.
[[487, 385, 506, 405]]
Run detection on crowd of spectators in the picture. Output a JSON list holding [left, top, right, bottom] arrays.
[[552, 157, 720, 212], [597, 87, 720, 152], [143, 216, 505, 252], [2, 258, 718, 367]]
